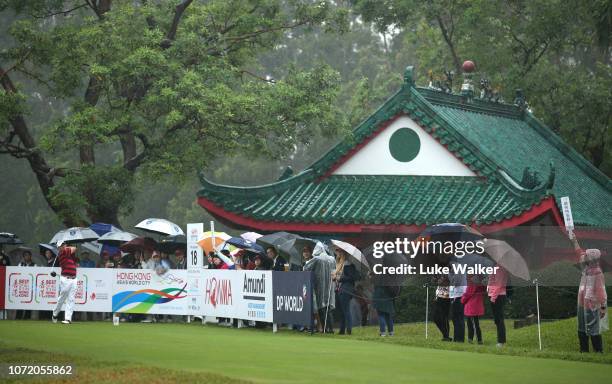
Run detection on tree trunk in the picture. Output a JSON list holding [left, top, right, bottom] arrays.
[[1, 66, 84, 227]]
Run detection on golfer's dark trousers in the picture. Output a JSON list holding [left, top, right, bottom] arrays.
[[491, 295, 506, 343], [451, 298, 465, 342], [433, 298, 451, 339], [578, 332, 603, 353]]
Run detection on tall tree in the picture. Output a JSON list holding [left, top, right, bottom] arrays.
[[353, 0, 612, 175], [0, 0, 349, 227]]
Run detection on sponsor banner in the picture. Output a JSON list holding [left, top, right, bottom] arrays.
[[112, 269, 188, 314], [4, 267, 111, 311], [272, 271, 313, 326], [0, 266, 5, 310], [201, 270, 273, 322], [186, 223, 204, 316]]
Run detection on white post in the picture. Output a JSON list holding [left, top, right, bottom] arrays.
[[323, 275, 334, 333], [535, 279, 542, 350], [425, 285, 429, 339], [210, 220, 216, 252], [273, 323, 278, 333]]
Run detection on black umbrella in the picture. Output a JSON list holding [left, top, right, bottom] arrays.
[[0, 232, 23, 246], [420, 223, 484, 242], [157, 234, 187, 254], [39, 243, 59, 257], [256, 231, 300, 251], [278, 237, 317, 266]]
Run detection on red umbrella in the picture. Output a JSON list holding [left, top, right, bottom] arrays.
[[120, 237, 157, 253]]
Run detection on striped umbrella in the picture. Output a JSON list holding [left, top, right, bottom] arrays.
[[197, 231, 231, 254]]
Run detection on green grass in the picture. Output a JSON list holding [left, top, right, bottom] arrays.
[[0, 318, 611, 384], [349, 315, 612, 364], [0, 347, 247, 384]]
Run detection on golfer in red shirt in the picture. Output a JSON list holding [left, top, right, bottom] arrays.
[[52, 245, 78, 324]]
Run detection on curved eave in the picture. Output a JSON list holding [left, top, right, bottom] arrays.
[[197, 195, 562, 235], [197, 169, 317, 199]]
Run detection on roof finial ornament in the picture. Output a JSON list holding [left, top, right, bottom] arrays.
[[404, 65, 415, 87], [514, 89, 528, 111], [443, 70, 454, 93], [479, 78, 492, 100], [460, 60, 475, 102], [520, 167, 540, 189]]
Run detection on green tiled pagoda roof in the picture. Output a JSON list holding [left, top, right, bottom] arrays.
[[198, 66, 612, 228], [198, 173, 546, 225], [420, 89, 612, 227]]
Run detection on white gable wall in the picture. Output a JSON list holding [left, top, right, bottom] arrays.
[[333, 115, 476, 176]]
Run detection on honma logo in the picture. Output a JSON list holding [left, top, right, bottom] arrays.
[[204, 277, 232, 308]]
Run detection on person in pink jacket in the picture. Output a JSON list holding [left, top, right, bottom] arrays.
[[462, 276, 485, 344], [487, 266, 509, 347]]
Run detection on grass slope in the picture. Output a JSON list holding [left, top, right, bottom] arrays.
[[0, 318, 611, 384], [350, 314, 612, 364]]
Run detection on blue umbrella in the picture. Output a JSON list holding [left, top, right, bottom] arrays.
[[87, 223, 121, 256], [225, 237, 264, 254], [89, 223, 122, 236]]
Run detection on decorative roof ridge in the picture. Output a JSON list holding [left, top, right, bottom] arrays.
[[197, 169, 317, 198], [523, 113, 612, 192], [407, 88, 500, 177], [416, 87, 523, 119], [495, 162, 555, 201], [328, 174, 485, 182]]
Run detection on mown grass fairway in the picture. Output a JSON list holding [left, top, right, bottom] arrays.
[[1, 318, 611, 383]]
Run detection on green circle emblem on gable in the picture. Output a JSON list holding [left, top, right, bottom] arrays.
[[389, 127, 420, 162]]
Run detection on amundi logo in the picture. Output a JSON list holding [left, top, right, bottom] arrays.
[[243, 273, 266, 294]]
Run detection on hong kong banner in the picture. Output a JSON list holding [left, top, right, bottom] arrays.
[[272, 271, 313, 326], [112, 269, 188, 315], [4, 266, 112, 312]]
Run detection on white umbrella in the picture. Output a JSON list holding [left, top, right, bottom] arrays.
[[50, 227, 99, 245], [81, 241, 103, 255], [98, 231, 138, 245], [331, 239, 368, 268], [49, 230, 66, 246], [135, 218, 184, 236], [241, 231, 262, 243]]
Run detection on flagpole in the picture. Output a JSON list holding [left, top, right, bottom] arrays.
[[425, 284, 429, 339]]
